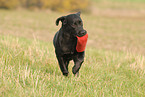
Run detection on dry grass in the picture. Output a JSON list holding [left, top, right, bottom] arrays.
[[86, 1, 145, 54], [0, 1, 145, 55]]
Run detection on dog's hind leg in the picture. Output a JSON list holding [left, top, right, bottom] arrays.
[[56, 56, 69, 76]]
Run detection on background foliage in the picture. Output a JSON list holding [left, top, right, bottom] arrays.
[[0, 0, 89, 12]]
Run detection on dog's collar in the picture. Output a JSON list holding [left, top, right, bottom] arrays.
[[76, 33, 88, 52]]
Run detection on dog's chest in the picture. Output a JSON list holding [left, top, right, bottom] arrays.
[[60, 37, 76, 54]]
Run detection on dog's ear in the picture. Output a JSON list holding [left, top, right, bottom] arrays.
[[76, 12, 81, 16], [56, 16, 67, 26]]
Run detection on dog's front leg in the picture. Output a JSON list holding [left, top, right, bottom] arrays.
[[72, 52, 84, 77], [56, 56, 69, 76], [72, 60, 84, 77]]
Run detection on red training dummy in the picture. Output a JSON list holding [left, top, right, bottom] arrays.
[[76, 33, 88, 52]]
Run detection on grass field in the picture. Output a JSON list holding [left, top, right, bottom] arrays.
[[0, 0, 145, 96]]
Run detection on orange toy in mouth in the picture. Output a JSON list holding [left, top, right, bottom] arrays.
[[76, 33, 88, 52]]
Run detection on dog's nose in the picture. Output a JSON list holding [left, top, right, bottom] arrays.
[[77, 30, 87, 37], [81, 30, 86, 34], [80, 30, 86, 35]]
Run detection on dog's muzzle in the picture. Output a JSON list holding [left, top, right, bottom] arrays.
[[77, 30, 87, 37]]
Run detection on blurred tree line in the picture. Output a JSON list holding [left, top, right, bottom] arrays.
[[0, 0, 89, 12]]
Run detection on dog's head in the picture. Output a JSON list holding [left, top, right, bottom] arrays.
[[56, 12, 87, 37]]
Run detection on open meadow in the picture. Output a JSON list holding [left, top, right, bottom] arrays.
[[0, 0, 145, 96]]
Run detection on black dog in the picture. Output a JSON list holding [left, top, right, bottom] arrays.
[[53, 12, 88, 76]]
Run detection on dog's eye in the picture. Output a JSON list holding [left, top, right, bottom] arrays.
[[74, 22, 77, 25], [72, 22, 77, 27], [79, 21, 83, 25]]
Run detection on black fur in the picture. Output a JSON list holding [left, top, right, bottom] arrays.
[[53, 12, 87, 76]]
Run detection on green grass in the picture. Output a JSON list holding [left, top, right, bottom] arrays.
[[0, 1, 145, 96], [0, 35, 145, 96]]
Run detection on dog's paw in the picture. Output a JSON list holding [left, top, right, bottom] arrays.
[[74, 72, 79, 77], [63, 72, 69, 76]]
